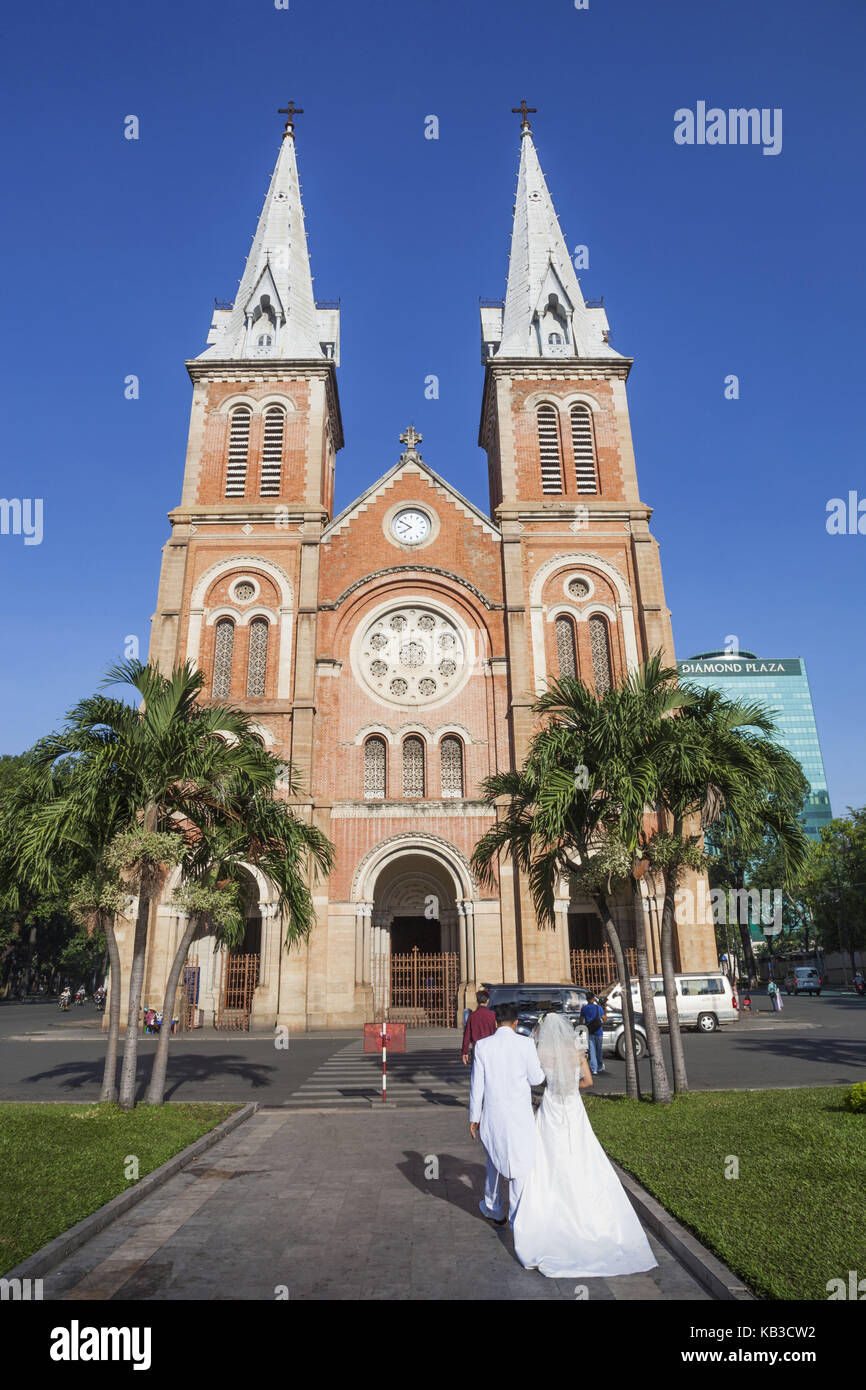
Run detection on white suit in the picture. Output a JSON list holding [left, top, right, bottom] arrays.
[[469, 1025, 545, 1223]]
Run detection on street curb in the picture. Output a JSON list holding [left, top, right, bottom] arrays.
[[3, 1102, 258, 1282], [611, 1159, 755, 1301]]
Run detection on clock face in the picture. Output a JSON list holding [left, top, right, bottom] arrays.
[[391, 508, 431, 544]]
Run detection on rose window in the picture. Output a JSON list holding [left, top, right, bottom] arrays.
[[358, 606, 467, 706], [568, 577, 590, 599]]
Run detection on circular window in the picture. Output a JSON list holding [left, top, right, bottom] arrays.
[[564, 574, 594, 602], [231, 579, 258, 604], [357, 605, 469, 707]]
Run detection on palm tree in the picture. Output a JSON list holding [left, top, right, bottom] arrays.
[[144, 782, 333, 1106], [11, 761, 142, 1102], [30, 658, 304, 1109], [472, 669, 664, 1100], [473, 655, 811, 1105], [66, 867, 130, 1101]]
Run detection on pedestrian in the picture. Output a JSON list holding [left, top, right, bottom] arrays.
[[462, 988, 498, 1065], [579, 990, 607, 1075], [767, 980, 782, 1013]]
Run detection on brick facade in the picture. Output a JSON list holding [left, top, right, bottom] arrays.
[[116, 121, 718, 1032]]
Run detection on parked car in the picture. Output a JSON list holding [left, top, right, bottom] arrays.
[[602, 1009, 648, 1060], [483, 983, 589, 1051], [600, 971, 738, 1033], [783, 966, 822, 996]]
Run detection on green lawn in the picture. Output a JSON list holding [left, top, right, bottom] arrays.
[[0, 1102, 240, 1274], [586, 1087, 866, 1300]]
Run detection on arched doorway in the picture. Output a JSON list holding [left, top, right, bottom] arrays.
[[215, 870, 262, 1030], [359, 845, 472, 1028]]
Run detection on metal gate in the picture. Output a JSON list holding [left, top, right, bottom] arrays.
[[570, 946, 637, 994], [216, 952, 260, 1031], [175, 955, 200, 1032], [373, 947, 459, 1028]]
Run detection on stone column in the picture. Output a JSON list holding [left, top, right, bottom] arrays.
[[355, 902, 372, 985], [463, 900, 477, 984], [554, 895, 572, 981], [457, 903, 469, 983]]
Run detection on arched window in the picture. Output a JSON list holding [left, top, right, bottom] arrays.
[[589, 615, 612, 694], [537, 404, 563, 494], [548, 332, 563, 345], [246, 618, 269, 697], [260, 405, 285, 497], [225, 406, 251, 498], [440, 736, 464, 798], [555, 615, 577, 678], [571, 405, 598, 494], [402, 736, 425, 798], [212, 619, 235, 698], [364, 737, 387, 800]]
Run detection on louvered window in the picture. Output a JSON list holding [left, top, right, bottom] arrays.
[[402, 736, 425, 798], [246, 618, 269, 697], [212, 619, 235, 698], [589, 616, 612, 694], [364, 737, 386, 800], [537, 404, 563, 494], [571, 405, 598, 494], [260, 406, 285, 497], [555, 616, 577, 678], [225, 408, 251, 498], [440, 736, 464, 798]]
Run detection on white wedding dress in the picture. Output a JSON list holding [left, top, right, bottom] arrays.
[[512, 1014, 658, 1279]]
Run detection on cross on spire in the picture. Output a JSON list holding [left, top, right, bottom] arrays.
[[278, 100, 304, 137], [511, 99, 537, 131]]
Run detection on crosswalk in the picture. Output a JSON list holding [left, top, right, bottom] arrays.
[[286, 1038, 470, 1109]]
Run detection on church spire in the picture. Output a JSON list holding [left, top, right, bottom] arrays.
[[199, 108, 339, 363], [481, 113, 618, 362]]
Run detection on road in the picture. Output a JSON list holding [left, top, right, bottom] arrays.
[[1, 991, 863, 1105]]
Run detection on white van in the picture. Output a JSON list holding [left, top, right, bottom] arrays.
[[600, 972, 737, 1033]]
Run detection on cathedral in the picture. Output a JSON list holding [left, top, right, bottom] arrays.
[[134, 106, 717, 1031]]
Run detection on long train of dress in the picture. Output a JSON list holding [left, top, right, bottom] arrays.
[[512, 1088, 658, 1279]]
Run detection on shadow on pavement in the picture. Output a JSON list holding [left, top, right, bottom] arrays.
[[22, 1052, 278, 1103]]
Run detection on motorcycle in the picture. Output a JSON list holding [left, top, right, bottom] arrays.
[[59, 991, 71, 1011], [74, 989, 86, 1006], [855, 978, 866, 998]]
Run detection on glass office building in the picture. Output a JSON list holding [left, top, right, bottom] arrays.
[[676, 651, 833, 841]]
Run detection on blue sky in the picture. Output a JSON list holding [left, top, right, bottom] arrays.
[[0, 0, 864, 814]]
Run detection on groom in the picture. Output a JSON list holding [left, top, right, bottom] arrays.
[[469, 1002, 545, 1226]]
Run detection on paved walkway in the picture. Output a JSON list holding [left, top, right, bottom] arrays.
[[43, 1109, 710, 1301]]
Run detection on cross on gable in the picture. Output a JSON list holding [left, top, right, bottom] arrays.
[[400, 425, 422, 452]]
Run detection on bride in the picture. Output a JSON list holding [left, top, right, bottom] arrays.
[[512, 1012, 658, 1278]]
